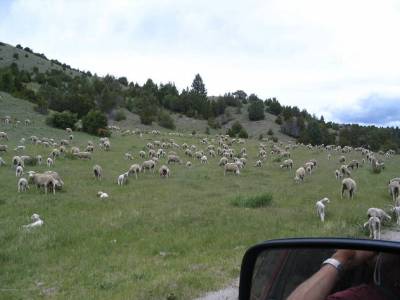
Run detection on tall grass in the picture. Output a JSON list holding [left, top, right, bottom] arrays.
[[231, 193, 273, 208]]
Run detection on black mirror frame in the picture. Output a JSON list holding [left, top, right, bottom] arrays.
[[239, 238, 400, 300]]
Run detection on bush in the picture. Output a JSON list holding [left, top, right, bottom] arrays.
[[272, 136, 278, 143], [227, 121, 248, 138], [82, 110, 108, 136], [158, 111, 175, 129], [231, 193, 273, 208], [205, 127, 210, 135], [13, 53, 19, 60], [46, 111, 78, 130], [275, 116, 282, 125], [238, 128, 248, 138], [114, 109, 126, 121], [258, 134, 264, 140], [248, 100, 265, 121], [267, 129, 274, 136]]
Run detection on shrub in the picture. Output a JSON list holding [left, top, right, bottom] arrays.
[[46, 111, 78, 130], [227, 121, 248, 138], [275, 116, 282, 125], [192, 130, 196, 136], [114, 109, 126, 121], [205, 127, 210, 135], [82, 110, 108, 136], [231, 193, 273, 208], [97, 128, 111, 137], [248, 100, 265, 121], [158, 111, 175, 129], [272, 156, 282, 163], [238, 128, 248, 139], [258, 134, 264, 140], [272, 136, 278, 143], [267, 129, 274, 136], [13, 53, 19, 60]]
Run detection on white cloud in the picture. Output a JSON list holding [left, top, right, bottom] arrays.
[[1, 0, 400, 125]]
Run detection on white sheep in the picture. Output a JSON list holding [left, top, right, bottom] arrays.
[[341, 178, 356, 199], [254, 160, 262, 167], [17, 177, 29, 192], [388, 181, 400, 202], [364, 216, 381, 239], [389, 205, 400, 225], [23, 214, 44, 229], [117, 172, 129, 186], [159, 165, 170, 177], [128, 164, 141, 179], [200, 155, 208, 164], [16, 165, 23, 177], [93, 164, 103, 180], [294, 167, 306, 183], [315, 197, 330, 222], [97, 191, 109, 199], [47, 157, 54, 168], [367, 208, 391, 223], [186, 161, 192, 167], [335, 170, 342, 180], [139, 150, 146, 158], [36, 155, 42, 165], [280, 159, 293, 169], [125, 152, 133, 160], [224, 163, 240, 176], [14, 145, 25, 152], [0, 156, 5, 166]]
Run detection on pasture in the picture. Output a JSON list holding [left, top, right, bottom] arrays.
[[0, 94, 399, 299]]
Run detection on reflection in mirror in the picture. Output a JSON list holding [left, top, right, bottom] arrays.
[[250, 248, 400, 300]]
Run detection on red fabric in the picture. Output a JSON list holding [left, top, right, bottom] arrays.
[[326, 284, 386, 300]]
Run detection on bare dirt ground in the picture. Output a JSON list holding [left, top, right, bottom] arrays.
[[194, 227, 400, 300]]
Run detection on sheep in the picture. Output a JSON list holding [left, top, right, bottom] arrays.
[[340, 165, 351, 177], [97, 191, 109, 199], [159, 165, 170, 177], [347, 160, 359, 170], [50, 148, 60, 159], [69, 134, 74, 141], [70, 146, 80, 154], [24, 119, 31, 126], [372, 157, 385, 173], [316, 197, 330, 222], [388, 181, 400, 202], [367, 208, 391, 223], [73, 152, 92, 160], [17, 177, 29, 192], [139, 150, 146, 158], [224, 163, 240, 176], [254, 160, 262, 167], [167, 154, 181, 164], [200, 155, 208, 164], [219, 157, 228, 166], [294, 167, 306, 183], [0, 145, 8, 152], [0, 131, 9, 140], [341, 178, 356, 199], [389, 205, 400, 225], [12, 155, 24, 168], [186, 161, 192, 167], [309, 159, 317, 168], [128, 164, 141, 179], [0, 157, 5, 166], [364, 216, 381, 239], [43, 171, 64, 190], [117, 172, 129, 185], [66, 127, 73, 134], [14, 145, 25, 152], [30, 173, 58, 195], [327, 153, 331, 160], [93, 164, 103, 180], [335, 170, 342, 180], [22, 214, 44, 229], [142, 160, 155, 172], [47, 157, 54, 168], [36, 155, 42, 165], [86, 145, 94, 152], [339, 156, 346, 163], [280, 159, 293, 170], [16, 165, 23, 177]]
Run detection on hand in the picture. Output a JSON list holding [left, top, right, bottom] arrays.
[[332, 249, 377, 270]]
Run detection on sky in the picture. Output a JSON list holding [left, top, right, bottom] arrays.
[[1, 0, 400, 126]]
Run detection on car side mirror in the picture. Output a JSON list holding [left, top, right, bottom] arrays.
[[239, 238, 400, 300]]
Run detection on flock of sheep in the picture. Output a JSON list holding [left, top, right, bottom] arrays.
[[0, 120, 399, 239]]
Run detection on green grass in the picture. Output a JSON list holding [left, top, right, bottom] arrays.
[[231, 193, 273, 208], [0, 92, 399, 299]]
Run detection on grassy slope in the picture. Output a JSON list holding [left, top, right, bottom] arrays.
[[1, 97, 399, 298], [0, 42, 81, 76]]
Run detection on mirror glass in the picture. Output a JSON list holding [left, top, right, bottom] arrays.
[[250, 248, 400, 300]]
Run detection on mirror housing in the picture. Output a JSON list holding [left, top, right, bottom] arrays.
[[239, 238, 400, 300]]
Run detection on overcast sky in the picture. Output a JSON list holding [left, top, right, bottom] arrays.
[[1, 0, 400, 126]]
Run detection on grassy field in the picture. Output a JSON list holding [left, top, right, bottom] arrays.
[[0, 92, 399, 299]]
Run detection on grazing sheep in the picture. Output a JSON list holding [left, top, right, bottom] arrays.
[[388, 181, 400, 202], [17, 177, 29, 192], [36, 155, 42, 165], [139, 150, 146, 158], [294, 167, 306, 183], [367, 208, 391, 223], [66, 127, 73, 134], [22, 214, 44, 229], [364, 216, 381, 239], [16, 165, 23, 177], [93, 164, 103, 180], [389, 205, 400, 225], [224, 163, 240, 176], [0, 156, 5, 166], [186, 161, 192, 167], [14, 145, 25, 152], [200, 155, 208, 164], [47, 157, 54, 168], [254, 160, 262, 167], [30, 173, 58, 195], [73, 152, 92, 160], [280, 159, 293, 169], [0, 144, 8, 152], [167, 154, 181, 164], [316, 197, 330, 222], [24, 119, 31, 126], [335, 170, 342, 180], [159, 165, 170, 177], [69, 134, 74, 141], [70, 147, 80, 154], [128, 164, 141, 179], [327, 153, 331, 160], [0, 131, 8, 140], [219, 157, 228, 166], [117, 172, 129, 185], [86, 145, 94, 152], [341, 178, 356, 199], [142, 160, 156, 172], [340, 165, 351, 177], [371, 157, 385, 173], [339, 156, 346, 163], [97, 191, 109, 199], [347, 160, 359, 170]]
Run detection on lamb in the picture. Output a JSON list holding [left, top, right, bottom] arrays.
[[316, 197, 330, 222], [22, 214, 44, 229], [159, 165, 170, 177], [73, 151, 92, 160], [16, 165, 23, 177], [388, 181, 400, 202], [364, 216, 381, 239], [0, 145, 8, 152], [93, 164, 103, 180], [128, 164, 141, 179], [0, 157, 5, 166], [254, 160, 262, 167], [200, 155, 208, 164], [294, 167, 306, 183], [335, 170, 342, 180], [117, 172, 129, 185], [224, 163, 240, 176], [142, 160, 156, 172], [341, 178, 356, 199], [17, 177, 29, 192], [167, 154, 181, 164], [97, 191, 109, 199], [367, 208, 391, 223], [47, 157, 54, 168]]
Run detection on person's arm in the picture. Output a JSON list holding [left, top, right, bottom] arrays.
[[287, 250, 375, 300]]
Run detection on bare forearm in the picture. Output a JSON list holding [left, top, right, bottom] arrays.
[[287, 265, 339, 300]]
